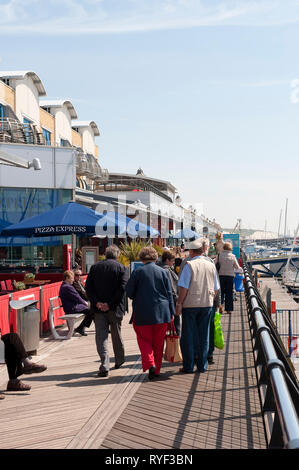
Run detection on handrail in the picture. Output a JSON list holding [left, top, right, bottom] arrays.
[[241, 251, 299, 449]]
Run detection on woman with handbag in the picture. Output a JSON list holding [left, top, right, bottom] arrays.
[[126, 246, 175, 380], [215, 242, 241, 314]]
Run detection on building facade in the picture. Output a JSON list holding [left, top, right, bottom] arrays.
[[0, 70, 106, 266]]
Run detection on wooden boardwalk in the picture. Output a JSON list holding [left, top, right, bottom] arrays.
[[0, 294, 266, 450]]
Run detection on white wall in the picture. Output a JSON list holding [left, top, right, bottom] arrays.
[[0, 143, 75, 189], [13, 75, 40, 125], [53, 105, 73, 145], [80, 126, 96, 155]]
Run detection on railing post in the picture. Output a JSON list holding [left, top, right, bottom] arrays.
[[288, 310, 293, 357]]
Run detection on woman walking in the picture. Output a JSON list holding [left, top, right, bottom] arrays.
[[126, 246, 175, 380], [215, 242, 241, 314]]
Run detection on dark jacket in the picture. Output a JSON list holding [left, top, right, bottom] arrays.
[[126, 262, 175, 326], [73, 279, 88, 301], [59, 282, 88, 315], [161, 263, 178, 303], [85, 258, 128, 318]]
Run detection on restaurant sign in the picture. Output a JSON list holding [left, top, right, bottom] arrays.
[[34, 226, 87, 235]]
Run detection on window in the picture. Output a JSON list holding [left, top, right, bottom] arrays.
[[23, 117, 32, 143], [0, 103, 3, 125], [60, 138, 71, 147], [1, 78, 10, 86], [42, 128, 51, 145]]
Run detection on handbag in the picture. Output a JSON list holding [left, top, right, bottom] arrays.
[[163, 319, 182, 363], [214, 311, 224, 349]]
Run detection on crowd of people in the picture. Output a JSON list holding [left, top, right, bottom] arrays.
[[0, 232, 243, 397], [59, 233, 242, 380]]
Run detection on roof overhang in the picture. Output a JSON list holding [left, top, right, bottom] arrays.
[[72, 120, 100, 136], [40, 99, 78, 119], [0, 71, 46, 96]]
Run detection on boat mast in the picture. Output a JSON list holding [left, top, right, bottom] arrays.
[[284, 198, 288, 243], [278, 208, 282, 239]]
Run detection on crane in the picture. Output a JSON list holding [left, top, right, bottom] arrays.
[[232, 218, 242, 234]]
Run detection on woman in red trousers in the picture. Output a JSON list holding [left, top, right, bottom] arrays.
[[126, 247, 175, 380]]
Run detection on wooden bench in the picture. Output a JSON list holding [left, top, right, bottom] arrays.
[[49, 296, 84, 340]]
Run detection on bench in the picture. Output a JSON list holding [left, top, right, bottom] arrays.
[[49, 296, 84, 340]]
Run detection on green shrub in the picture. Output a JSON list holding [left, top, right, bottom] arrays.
[[15, 282, 26, 291]]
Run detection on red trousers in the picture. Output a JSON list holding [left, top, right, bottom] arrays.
[[133, 322, 168, 374]]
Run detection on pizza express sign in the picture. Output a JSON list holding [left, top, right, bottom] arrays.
[[34, 226, 87, 234]]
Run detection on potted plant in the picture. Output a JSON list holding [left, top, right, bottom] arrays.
[[15, 282, 26, 291], [119, 240, 150, 262], [24, 273, 35, 284]]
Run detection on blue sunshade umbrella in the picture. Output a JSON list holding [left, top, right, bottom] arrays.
[[94, 212, 160, 238], [1, 202, 159, 239], [0, 202, 124, 238], [173, 228, 200, 239]]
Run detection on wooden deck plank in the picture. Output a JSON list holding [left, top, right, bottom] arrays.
[[0, 293, 266, 449], [100, 293, 266, 450]]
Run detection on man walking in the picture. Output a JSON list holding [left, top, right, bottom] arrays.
[[85, 245, 128, 377], [176, 238, 220, 374]]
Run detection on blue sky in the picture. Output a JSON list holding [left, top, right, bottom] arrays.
[[1, 0, 299, 233]]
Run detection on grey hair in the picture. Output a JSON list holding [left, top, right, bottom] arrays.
[[105, 244, 120, 259]]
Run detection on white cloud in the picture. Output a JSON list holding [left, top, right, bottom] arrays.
[[1, 0, 299, 35]]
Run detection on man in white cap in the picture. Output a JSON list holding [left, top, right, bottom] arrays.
[[176, 237, 220, 374]]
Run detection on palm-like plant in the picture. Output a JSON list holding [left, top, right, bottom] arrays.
[[119, 240, 150, 262]]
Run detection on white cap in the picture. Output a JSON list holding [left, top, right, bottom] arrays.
[[185, 237, 208, 250]]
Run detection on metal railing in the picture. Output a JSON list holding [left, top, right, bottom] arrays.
[[274, 309, 299, 358], [242, 252, 299, 449], [0, 118, 45, 145]]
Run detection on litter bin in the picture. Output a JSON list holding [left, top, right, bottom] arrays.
[[9, 299, 40, 355], [234, 273, 244, 292]]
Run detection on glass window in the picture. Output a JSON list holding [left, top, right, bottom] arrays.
[[23, 117, 32, 143], [42, 128, 51, 145]]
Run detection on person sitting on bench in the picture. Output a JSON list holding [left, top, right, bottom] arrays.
[[59, 270, 93, 336], [0, 332, 47, 396]]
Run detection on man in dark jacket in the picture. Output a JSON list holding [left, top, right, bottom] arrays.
[[73, 269, 88, 301], [85, 245, 128, 377]]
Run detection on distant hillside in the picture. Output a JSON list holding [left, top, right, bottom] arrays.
[[222, 228, 257, 237]]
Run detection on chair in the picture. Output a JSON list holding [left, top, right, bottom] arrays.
[[0, 281, 6, 291], [5, 280, 14, 291], [48, 296, 84, 340]]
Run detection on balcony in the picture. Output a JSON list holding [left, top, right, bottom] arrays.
[[0, 118, 45, 145], [75, 150, 109, 182]]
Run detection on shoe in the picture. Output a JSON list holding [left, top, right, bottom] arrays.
[[208, 356, 214, 364], [22, 363, 47, 374], [148, 366, 156, 380], [179, 367, 194, 374], [226, 311, 232, 315], [115, 361, 124, 369], [97, 370, 108, 377], [0, 393, 5, 400], [7, 379, 31, 391], [75, 327, 87, 336]]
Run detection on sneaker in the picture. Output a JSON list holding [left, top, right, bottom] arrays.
[[22, 363, 47, 375], [97, 370, 108, 377], [208, 356, 215, 364], [7, 379, 31, 391]]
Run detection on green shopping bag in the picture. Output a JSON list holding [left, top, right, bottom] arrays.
[[214, 311, 224, 350]]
